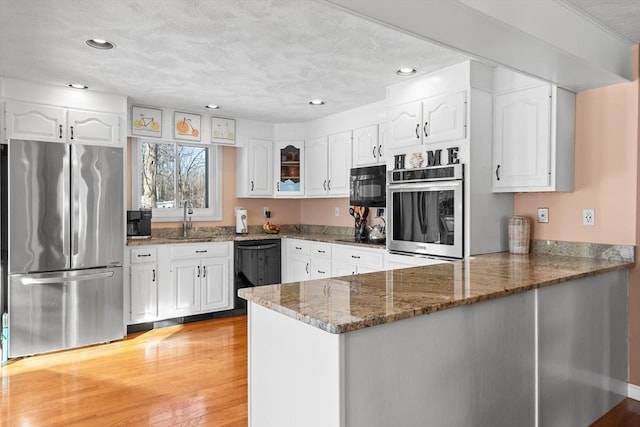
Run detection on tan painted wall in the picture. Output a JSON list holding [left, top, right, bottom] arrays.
[[515, 45, 640, 384]]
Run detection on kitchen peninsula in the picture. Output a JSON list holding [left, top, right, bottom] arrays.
[[239, 251, 632, 427]]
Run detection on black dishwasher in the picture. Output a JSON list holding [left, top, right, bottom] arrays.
[[234, 239, 281, 314]]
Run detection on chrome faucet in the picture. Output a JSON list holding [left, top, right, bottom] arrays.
[[183, 200, 193, 237]]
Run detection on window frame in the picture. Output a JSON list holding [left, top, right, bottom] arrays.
[[131, 138, 222, 222]]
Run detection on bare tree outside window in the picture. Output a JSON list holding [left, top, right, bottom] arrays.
[[141, 142, 206, 209]]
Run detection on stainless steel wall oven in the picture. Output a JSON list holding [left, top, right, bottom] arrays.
[[387, 164, 464, 259]]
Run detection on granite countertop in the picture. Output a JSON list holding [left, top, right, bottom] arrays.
[[238, 252, 634, 334], [127, 230, 386, 249]]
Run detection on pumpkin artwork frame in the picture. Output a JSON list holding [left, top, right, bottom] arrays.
[[174, 112, 201, 142]]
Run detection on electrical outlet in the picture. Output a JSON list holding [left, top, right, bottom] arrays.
[[583, 208, 595, 226], [334, 207, 340, 217], [537, 208, 549, 223]]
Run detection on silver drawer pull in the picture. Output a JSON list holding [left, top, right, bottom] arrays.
[[295, 246, 302, 250], [351, 255, 361, 259], [195, 250, 208, 254], [318, 250, 325, 254], [138, 253, 152, 258]]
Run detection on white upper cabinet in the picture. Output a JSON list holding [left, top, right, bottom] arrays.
[[242, 138, 273, 197], [274, 140, 305, 197], [492, 84, 575, 192], [352, 124, 382, 167], [5, 101, 120, 146], [306, 137, 329, 196], [306, 131, 352, 197], [327, 131, 352, 196], [67, 109, 120, 146], [387, 90, 467, 150], [422, 90, 467, 144], [387, 101, 422, 150]]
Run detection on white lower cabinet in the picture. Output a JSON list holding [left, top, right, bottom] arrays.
[[285, 239, 311, 282], [331, 244, 385, 276], [129, 247, 159, 323], [126, 242, 232, 325]]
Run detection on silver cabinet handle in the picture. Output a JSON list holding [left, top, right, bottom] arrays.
[[327, 180, 331, 191], [152, 269, 156, 282], [277, 181, 280, 191], [318, 250, 325, 254], [58, 124, 63, 139], [195, 250, 207, 254], [251, 181, 254, 191], [70, 126, 74, 140], [323, 180, 327, 190], [318, 270, 325, 275], [295, 246, 302, 250], [305, 263, 309, 274], [137, 253, 152, 258], [496, 165, 501, 181], [372, 146, 377, 158], [415, 124, 419, 138], [197, 265, 201, 278], [351, 255, 361, 259], [424, 122, 428, 138], [203, 265, 207, 278], [378, 145, 382, 158]]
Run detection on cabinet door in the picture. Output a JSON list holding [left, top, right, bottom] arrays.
[[170, 259, 201, 314], [493, 85, 551, 190], [387, 101, 422, 149], [422, 90, 467, 144], [306, 137, 329, 196], [5, 101, 66, 143], [248, 138, 274, 196], [68, 109, 120, 146], [275, 140, 305, 197], [331, 261, 356, 277], [201, 257, 232, 311], [352, 125, 379, 167], [130, 263, 158, 322], [327, 131, 352, 196], [288, 254, 310, 282]]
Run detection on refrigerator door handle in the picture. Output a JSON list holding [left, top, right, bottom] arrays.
[[20, 271, 114, 285]]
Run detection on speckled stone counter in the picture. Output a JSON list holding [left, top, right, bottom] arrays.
[[239, 252, 633, 334]]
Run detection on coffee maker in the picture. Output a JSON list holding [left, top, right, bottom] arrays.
[[127, 209, 152, 238]]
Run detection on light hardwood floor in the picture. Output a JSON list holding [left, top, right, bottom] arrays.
[[0, 315, 248, 427], [1, 313, 635, 427]]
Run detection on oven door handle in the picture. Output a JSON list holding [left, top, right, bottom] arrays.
[[387, 181, 462, 192]]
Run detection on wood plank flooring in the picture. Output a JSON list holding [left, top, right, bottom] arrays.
[[0, 315, 248, 427], [1, 313, 638, 426]]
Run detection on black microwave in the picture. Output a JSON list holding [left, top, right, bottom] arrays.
[[350, 164, 386, 207]]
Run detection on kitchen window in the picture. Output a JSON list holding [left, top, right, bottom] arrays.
[[131, 139, 222, 221]]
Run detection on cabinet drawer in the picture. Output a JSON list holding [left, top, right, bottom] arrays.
[[310, 242, 332, 258], [311, 258, 332, 279], [130, 247, 157, 263], [332, 244, 384, 268], [170, 243, 229, 259], [288, 239, 310, 255]]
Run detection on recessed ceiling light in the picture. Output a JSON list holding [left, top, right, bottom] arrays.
[[67, 83, 88, 89], [86, 38, 115, 50], [396, 67, 417, 76], [309, 99, 325, 106], [205, 104, 220, 109]]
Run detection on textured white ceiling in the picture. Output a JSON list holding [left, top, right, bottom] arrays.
[[0, 0, 637, 124], [0, 0, 467, 123], [559, 0, 640, 44]]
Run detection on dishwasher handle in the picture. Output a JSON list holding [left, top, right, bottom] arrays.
[[237, 243, 278, 251]]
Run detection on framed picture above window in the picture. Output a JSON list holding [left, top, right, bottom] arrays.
[[174, 112, 201, 142], [132, 106, 162, 137], [211, 116, 236, 144]]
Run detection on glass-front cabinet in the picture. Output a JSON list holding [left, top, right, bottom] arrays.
[[275, 140, 305, 197]]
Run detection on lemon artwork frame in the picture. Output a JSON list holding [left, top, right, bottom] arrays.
[[132, 106, 162, 138]]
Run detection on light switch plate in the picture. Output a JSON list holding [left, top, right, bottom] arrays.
[[537, 208, 549, 223]]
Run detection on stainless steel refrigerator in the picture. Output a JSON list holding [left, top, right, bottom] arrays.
[[1, 139, 124, 358]]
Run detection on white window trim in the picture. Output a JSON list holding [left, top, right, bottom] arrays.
[[131, 138, 222, 222]]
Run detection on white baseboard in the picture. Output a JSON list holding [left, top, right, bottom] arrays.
[[628, 383, 640, 400]]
